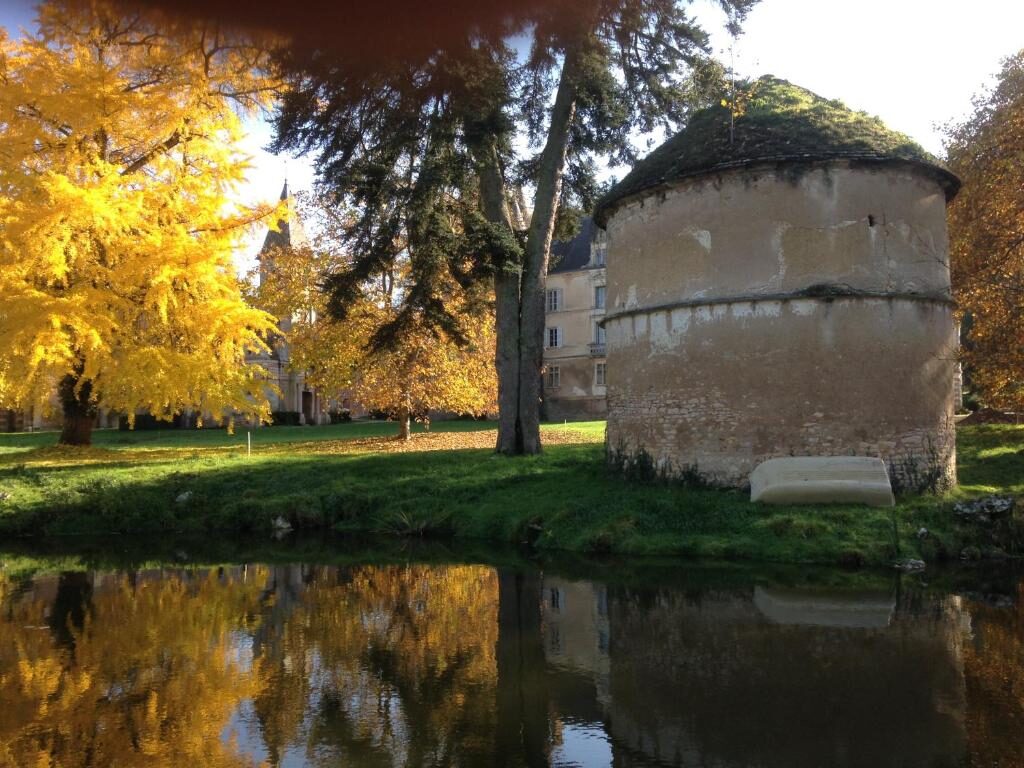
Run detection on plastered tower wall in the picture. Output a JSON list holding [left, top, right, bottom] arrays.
[[603, 161, 957, 489]]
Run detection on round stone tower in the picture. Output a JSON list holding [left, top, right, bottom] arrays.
[[594, 77, 961, 491]]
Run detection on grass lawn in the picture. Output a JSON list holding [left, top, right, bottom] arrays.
[[0, 418, 503, 455], [0, 420, 1020, 566]]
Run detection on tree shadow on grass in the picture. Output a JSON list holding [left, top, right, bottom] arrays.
[[2, 426, 1022, 568]]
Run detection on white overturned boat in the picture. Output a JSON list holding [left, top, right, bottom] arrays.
[[750, 456, 895, 507]]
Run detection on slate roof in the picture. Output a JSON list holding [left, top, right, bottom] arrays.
[[549, 217, 598, 274], [594, 76, 960, 226]]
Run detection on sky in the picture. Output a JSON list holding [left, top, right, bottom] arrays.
[[699, 0, 1022, 155], [2, 0, 1022, 271]]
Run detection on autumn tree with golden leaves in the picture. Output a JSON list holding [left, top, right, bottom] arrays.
[[253, 196, 497, 440], [247, 564, 500, 763], [0, 568, 270, 768], [0, 562, 502, 766], [947, 50, 1024, 412], [0, 1, 283, 444], [962, 587, 1024, 765]]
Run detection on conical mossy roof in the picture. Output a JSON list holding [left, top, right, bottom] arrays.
[[594, 76, 959, 226]]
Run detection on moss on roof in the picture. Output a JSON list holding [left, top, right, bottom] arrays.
[[594, 76, 959, 225]]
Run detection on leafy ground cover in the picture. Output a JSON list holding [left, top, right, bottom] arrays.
[[0, 421, 1020, 566], [0, 419, 498, 455]]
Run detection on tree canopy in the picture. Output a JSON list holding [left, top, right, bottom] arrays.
[[270, 0, 755, 454], [946, 50, 1024, 411], [0, 1, 284, 443], [252, 195, 497, 438]]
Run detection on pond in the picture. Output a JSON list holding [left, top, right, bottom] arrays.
[[0, 539, 1021, 767]]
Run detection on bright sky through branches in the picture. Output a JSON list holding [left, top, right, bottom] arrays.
[[2, 0, 1022, 272]]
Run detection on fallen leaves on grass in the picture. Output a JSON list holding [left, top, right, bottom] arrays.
[[0, 445, 144, 468], [283, 427, 599, 456], [0, 425, 604, 468]]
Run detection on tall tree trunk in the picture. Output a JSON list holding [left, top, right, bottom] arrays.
[[473, 45, 582, 455], [518, 52, 580, 454], [494, 270, 522, 453], [477, 142, 523, 454], [58, 372, 97, 446], [398, 397, 412, 441]]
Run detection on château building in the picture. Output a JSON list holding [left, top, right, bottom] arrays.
[[247, 182, 331, 425], [543, 218, 608, 421]]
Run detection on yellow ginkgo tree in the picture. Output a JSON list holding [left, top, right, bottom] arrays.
[[0, 1, 282, 444]]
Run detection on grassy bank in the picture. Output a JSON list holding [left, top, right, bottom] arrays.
[[0, 421, 1021, 566], [7, 531, 1021, 599]]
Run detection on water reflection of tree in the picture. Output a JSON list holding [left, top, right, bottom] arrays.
[[963, 585, 1024, 767], [250, 565, 316, 765], [248, 564, 500, 766], [494, 570, 549, 768], [12, 560, 1009, 768], [0, 563, 506, 768], [0, 568, 269, 768]]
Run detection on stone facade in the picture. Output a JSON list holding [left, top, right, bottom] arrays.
[[602, 162, 959, 489], [543, 219, 608, 421], [246, 182, 333, 425]]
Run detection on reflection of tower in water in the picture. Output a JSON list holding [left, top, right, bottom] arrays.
[[509, 572, 977, 768], [604, 585, 971, 767]]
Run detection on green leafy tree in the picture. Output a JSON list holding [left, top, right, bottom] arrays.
[[251, 197, 497, 440], [270, 0, 753, 454]]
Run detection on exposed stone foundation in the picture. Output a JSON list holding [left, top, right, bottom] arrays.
[[604, 298, 956, 491]]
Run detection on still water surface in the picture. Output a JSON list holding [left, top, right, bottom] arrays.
[[1, 546, 1022, 767]]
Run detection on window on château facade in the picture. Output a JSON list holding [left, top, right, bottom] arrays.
[[546, 288, 561, 312], [547, 366, 560, 388], [594, 285, 606, 309], [547, 327, 561, 348], [594, 322, 606, 344], [595, 362, 606, 386]]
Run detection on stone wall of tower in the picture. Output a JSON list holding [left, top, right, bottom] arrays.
[[602, 161, 958, 489]]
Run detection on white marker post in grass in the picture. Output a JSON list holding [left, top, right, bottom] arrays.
[[247, 431, 252, 458]]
